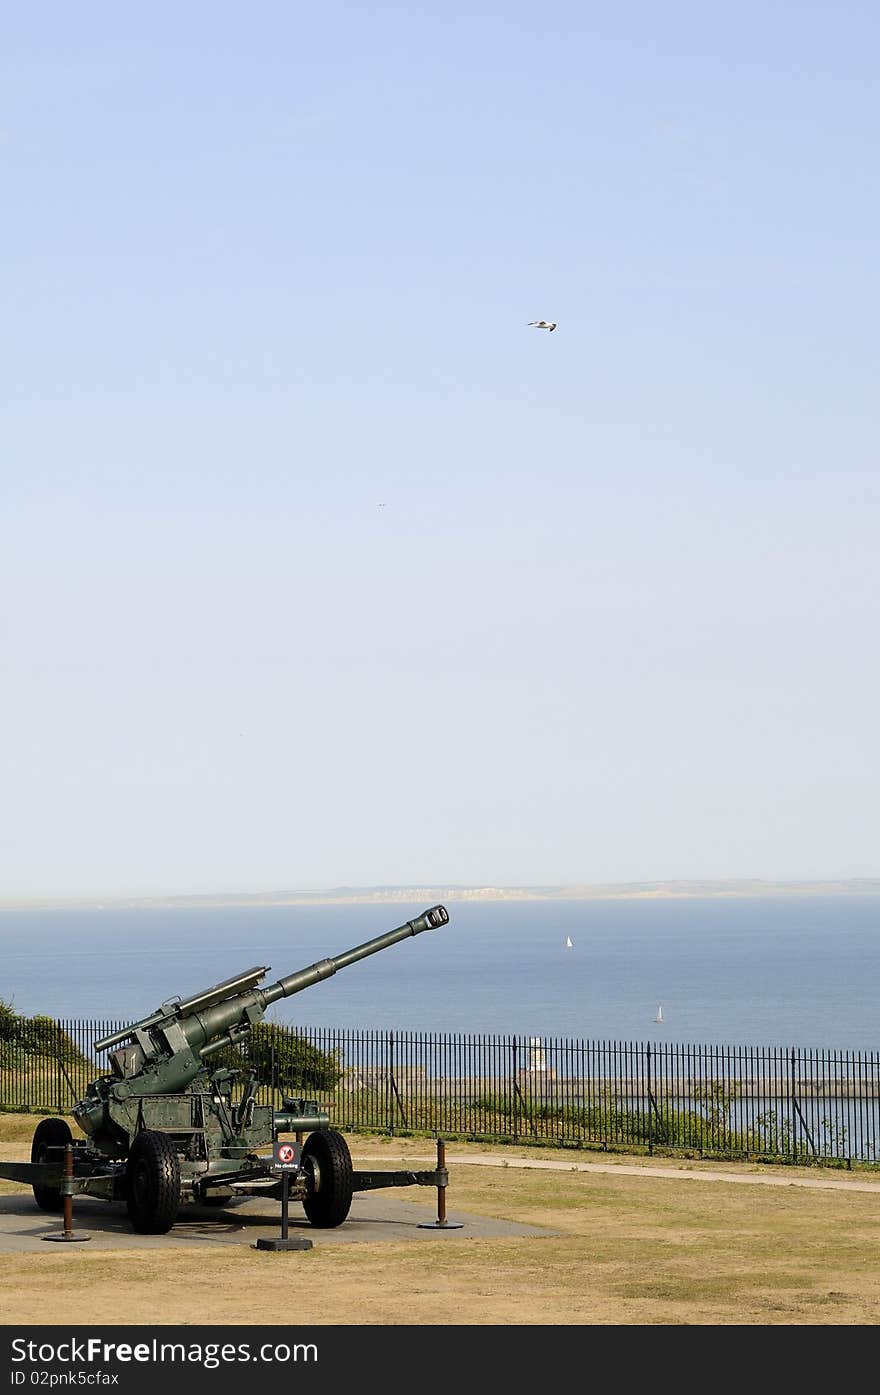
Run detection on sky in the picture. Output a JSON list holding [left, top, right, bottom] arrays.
[[1, 3, 878, 899]]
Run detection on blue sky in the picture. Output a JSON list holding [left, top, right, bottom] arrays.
[[1, 3, 877, 898]]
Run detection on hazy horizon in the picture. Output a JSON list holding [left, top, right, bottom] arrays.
[[3, 875, 880, 912], [2, 5, 877, 901]]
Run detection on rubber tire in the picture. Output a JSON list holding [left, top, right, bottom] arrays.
[[125, 1130, 181, 1234], [30, 1117, 72, 1212], [301, 1128, 354, 1228]]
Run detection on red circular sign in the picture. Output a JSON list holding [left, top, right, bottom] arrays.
[[276, 1143, 295, 1164]]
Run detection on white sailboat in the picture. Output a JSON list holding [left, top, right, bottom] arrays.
[[564, 935, 573, 949], [655, 1004, 664, 1024]]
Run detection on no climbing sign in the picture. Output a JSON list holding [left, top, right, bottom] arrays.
[[272, 1140, 301, 1171], [256, 1138, 312, 1251]]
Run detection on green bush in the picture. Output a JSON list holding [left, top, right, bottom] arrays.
[[0, 999, 92, 1072], [0, 999, 17, 1044], [214, 1021, 341, 1094]]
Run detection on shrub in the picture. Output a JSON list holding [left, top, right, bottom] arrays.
[[0, 1000, 93, 1081], [214, 1021, 341, 1094]]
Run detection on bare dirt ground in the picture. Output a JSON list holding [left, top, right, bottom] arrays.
[[2, 1116, 879, 1325]]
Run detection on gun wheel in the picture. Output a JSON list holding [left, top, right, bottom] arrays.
[[31, 1117, 72, 1212], [301, 1128, 354, 1228], [126, 1130, 181, 1234]]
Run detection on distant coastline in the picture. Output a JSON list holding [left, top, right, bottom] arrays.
[[2, 878, 880, 911]]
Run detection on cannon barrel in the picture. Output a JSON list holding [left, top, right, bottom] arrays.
[[95, 905, 449, 1059], [262, 903, 448, 1006]]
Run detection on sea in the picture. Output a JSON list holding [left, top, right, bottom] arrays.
[[2, 894, 879, 1051]]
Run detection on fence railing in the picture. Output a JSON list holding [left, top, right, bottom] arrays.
[[2, 1020, 879, 1165]]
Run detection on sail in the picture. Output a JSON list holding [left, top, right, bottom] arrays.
[[564, 936, 573, 949]]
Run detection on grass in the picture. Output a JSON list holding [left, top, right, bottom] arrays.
[[2, 1115, 880, 1325]]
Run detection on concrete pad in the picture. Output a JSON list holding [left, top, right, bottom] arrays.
[[0, 1189, 556, 1253]]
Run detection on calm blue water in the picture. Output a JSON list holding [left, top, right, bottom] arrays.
[[1, 896, 879, 1050]]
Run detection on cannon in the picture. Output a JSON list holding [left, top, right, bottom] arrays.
[[0, 905, 450, 1234]]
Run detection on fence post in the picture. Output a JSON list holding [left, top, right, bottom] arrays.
[[388, 1031, 395, 1136], [387, 1032, 396, 1138], [55, 1023, 63, 1114], [789, 1048, 796, 1162], [647, 1041, 653, 1156], [510, 1038, 518, 1142]]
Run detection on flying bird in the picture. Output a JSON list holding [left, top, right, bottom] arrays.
[[527, 320, 557, 332]]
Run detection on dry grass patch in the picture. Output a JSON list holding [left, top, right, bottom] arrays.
[[2, 1121, 880, 1325]]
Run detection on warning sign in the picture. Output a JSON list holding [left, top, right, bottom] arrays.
[[272, 1140, 301, 1172]]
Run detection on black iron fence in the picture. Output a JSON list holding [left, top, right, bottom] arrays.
[[3, 1019, 879, 1166]]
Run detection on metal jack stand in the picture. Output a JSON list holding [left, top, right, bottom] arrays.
[[43, 1144, 91, 1243], [418, 1138, 462, 1229], [255, 1141, 312, 1252]]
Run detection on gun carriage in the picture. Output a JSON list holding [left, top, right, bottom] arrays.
[[0, 905, 450, 1234]]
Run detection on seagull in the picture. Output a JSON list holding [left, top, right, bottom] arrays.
[[527, 320, 557, 332]]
